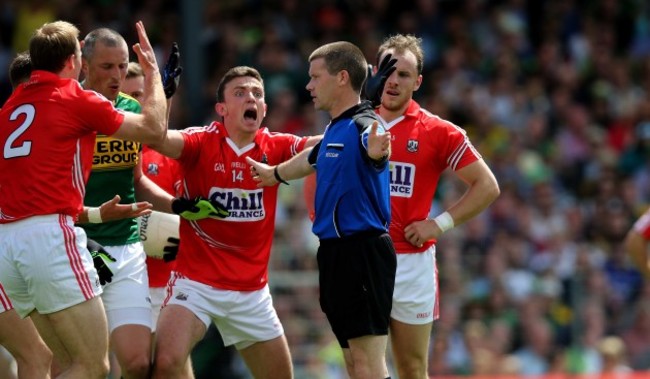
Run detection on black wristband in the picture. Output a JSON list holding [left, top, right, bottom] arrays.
[[274, 166, 289, 185]]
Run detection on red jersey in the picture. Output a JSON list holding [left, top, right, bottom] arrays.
[[0, 71, 123, 223], [633, 208, 650, 240], [142, 145, 182, 287], [175, 122, 307, 290], [384, 100, 481, 253]]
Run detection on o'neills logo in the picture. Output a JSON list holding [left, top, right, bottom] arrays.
[[92, 135, 140, 171], [209, 187, 265, 221], [139, 213, 151, 241]]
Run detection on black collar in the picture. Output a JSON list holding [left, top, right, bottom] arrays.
[[330, 101, 374, 125]]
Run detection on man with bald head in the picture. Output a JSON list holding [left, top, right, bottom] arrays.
[[79, 27, 174, 379]]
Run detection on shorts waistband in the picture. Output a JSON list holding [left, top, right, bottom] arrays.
[[0, 214, 74, 229], [319, 229, 387, 246]]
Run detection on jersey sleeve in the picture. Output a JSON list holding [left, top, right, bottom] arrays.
[[271, 132, 308, 162], [178, 126, 206, 168], [433, 119, 481, 171], [76, 89, 124, 136]]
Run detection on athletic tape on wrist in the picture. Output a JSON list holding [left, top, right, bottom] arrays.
[[433, 211, 454, 233], [87, 207, 103, 223]]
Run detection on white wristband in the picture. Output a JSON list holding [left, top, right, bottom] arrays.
[[433, 211, 454, 233], [87, 207, 103, 223]]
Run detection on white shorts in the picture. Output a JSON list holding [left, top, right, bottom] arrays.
[[391, 246, 439, 324], [0, 215, 102, 317], [149, 286, 166, 332], [100, 242, 152, 332], [164, 272, 284, 350], [0, 282, 13, 314]]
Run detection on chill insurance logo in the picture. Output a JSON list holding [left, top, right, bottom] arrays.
[[389, 161, 415, 198], [208, 187, 265, 221]]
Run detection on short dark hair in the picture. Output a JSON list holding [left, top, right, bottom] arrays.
[[82, 28, 126, 61], [29, 20, 79, 73], [308, 41, 367, 93], [216, 66, 264, 102], [9, 51, 32, 89], [377, 34, 424, 74]]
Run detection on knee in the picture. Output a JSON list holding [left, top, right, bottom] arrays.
[[15, 343, 52, 376], [70, 357, 109, 379], [396, 358, 427, 379], [30, 342, 53, 368], [36, 345, 53, 369], [96, 361, 111, 379], [153, 351, 186, 377], [120, 353, 152, 378]]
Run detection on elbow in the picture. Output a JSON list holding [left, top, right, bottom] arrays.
[[139, 131, 164, 145], [140, 120, 167, 145], [491, 181, 501, 202], [485, 178, 501, 204]]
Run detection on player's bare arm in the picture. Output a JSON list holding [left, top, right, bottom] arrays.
[[111, 21, 167, 145], [133, 155, 175, 213], [246, 147, 315, 188], [404, 159, 499, 246], [304, 135, 323, 148], [78, 194, 153, 224], [147, 129, 185, 159]]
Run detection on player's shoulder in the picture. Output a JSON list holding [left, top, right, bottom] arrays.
[[257, 128, 305, 156], [182, 121, 222, 136], [259, 127, 300, 140], [51, 78, 85, 99], [416, 107, 465, 136]]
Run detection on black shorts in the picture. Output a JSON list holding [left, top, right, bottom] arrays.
[[317, 231, 397, 348]]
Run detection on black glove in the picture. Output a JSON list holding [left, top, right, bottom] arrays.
[[87, 238, 116, 286], [362, 53, 397, 108], [172, 197, 229, 220], [162, 237, 180, 262], [162, 42, 183, 99]]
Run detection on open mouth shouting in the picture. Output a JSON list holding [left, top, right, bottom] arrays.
[[243, 108, 258, 122]]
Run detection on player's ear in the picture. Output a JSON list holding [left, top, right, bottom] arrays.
[[66, 53, 78, 71], [414, 74, 423, 91], [215, 102, 226, 117], [262, 103, 267, 119], [80, 56, 89, 75]]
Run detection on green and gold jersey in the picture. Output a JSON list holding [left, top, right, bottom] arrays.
[[81, 93, 141, 245]]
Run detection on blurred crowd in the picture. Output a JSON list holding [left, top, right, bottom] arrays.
[[3, 0, 650, 377]]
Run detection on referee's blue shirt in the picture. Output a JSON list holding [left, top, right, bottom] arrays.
[[308, 101, 391, 240]]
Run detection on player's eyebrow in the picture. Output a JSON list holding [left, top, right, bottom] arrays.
[[232, 84, 263, 91]]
